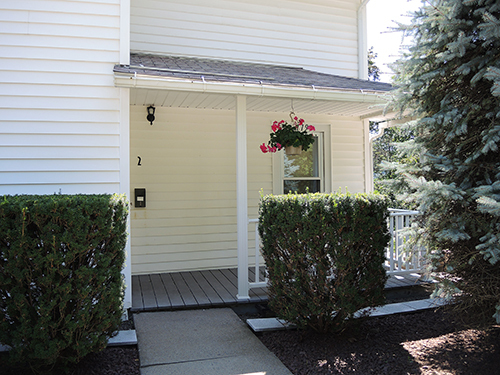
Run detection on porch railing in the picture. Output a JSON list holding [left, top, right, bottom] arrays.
[[248, 218, 268, 289], [246, 209, 424, 293], [386, 209, 424, 275]]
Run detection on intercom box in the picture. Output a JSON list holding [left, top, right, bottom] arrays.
[[134, 188, 146, 208]]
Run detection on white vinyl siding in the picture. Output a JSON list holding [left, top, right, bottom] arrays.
[[130, 0, 360, 77], [130, 105, 366, 274], [331, 120, 366, 193], [0, 1, 122, 195], [130, 106, 273, 274]]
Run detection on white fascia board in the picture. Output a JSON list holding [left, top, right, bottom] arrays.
[[114, 73, 389, 105]]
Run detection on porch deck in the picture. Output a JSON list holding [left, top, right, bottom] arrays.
[[131, 268, 429, 312]]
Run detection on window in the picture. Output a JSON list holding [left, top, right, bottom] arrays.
[[283, 134, 323, 194], [273, 126, 331, 195]]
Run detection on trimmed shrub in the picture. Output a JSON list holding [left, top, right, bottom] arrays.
[[0, 194, 128, 372], [259, 192, 390, 333]]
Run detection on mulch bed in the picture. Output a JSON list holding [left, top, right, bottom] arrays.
[[2, 303, 499, 374], [0, 314, 141, 375], [258, 308, 500, 374], [0, 346, 140, 375]]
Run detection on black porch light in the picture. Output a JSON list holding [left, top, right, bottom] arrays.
[[147, 105, 155, 125]]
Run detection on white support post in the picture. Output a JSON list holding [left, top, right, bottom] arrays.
[[236, 95, 250, 300], [119, 87, 132, 312], [363, 119, 373, 193]]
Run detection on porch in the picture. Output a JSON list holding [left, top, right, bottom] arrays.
[[131, 268, 429, 312], [131, 209, 427, 312], [116, 54, 396, 310]]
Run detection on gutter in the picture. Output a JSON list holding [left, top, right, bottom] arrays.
[[370, 120, 390, 143], [114, 72, 389, 104]]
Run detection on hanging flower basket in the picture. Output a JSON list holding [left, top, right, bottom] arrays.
[[260, 113, 315, 154]]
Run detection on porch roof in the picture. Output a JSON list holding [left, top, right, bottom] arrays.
[[114, 53, 394, 118]]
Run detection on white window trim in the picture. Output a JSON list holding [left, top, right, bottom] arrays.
[[272, 124, 332, 195]]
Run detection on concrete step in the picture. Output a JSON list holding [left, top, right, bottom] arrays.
[[247, 298, 448, 333]]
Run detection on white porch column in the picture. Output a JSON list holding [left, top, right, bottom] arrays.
[[236, 95, 250, 300], [119, 87, 132, 311], [363, 119, 373, 193]]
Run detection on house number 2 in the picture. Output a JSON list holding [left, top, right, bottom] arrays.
[[137, 156, 142, 166]]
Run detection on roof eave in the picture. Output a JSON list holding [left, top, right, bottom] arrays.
[[114, 72, 390, 105]]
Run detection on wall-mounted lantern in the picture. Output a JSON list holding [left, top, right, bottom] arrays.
[[147, 106, 155, 125]]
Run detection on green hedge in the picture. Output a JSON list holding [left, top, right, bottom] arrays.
[[0, 194, 128, 372], [259, 192, 390, 333]]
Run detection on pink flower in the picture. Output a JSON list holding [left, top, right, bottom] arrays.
[[269, 146, 277, 153], [278, 120, 285, 125], [260, 143, 269, 153], [299, 118, 305, 125], [307, 125, 316, 131], [272, 123, 280, 132], [294, 116, 298, 121], [276, 143, 282, 150]]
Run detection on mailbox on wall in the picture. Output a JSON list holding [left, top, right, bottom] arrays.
[[135, 188, 146, 208]]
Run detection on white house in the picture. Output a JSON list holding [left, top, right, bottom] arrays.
[[0, 0, 393, 308]]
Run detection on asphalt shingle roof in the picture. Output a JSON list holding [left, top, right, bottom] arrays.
[[114, 53, 393, 93]]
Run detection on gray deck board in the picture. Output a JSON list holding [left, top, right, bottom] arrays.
[[211, 270, 238, 296], [131, 267, 430, 312], [171, 272, 197, 306], [386, 275, 415, 288], [191, 271, 223, 305], [210, 269, 238, 297], [159, 273, 184, 308], [180, 272, 211, 307], [131, 276, 143, 310], [150, 273, 171, 309], [138, 275, 157, 310], [202, 270, 237, 304], [218, 268, 238, 286]]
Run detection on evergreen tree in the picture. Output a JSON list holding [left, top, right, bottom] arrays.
[[368, 47, 381, 81], [372, 125, 415, 207], [390, 0, 500, 326]]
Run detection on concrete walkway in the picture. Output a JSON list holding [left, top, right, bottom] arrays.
[[134, 308, 293, 375]]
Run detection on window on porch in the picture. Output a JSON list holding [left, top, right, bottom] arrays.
[[283, 134, 324, 194], [274, 127, 330, 194]]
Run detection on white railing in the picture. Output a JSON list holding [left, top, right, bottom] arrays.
[[246, 209, 425, 292], [386, 209, 424, 275], [248, 218, 268, 289]]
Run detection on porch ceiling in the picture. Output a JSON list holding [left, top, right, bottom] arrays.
[[129, 88, 387, 118], [117, 53, 394, 118]]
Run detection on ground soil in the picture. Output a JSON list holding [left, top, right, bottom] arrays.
[[258, 308, 500, 375], [0, 346, 141, 375]]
